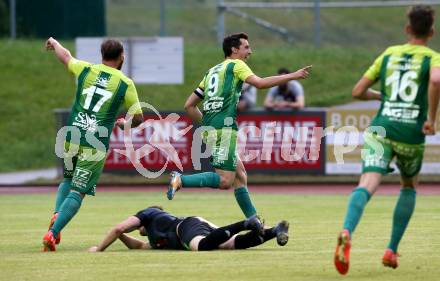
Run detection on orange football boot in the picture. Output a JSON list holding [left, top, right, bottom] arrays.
[[48, 213, 61, 244], [334, 229, 351, 275], [382, 249, 399, 269], [42, 231, 57, 252]]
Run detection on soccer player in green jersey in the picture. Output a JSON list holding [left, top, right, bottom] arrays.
[[167, 32, 311, 219], [334, 6, 440, 274], [42, 37, 144, 251]]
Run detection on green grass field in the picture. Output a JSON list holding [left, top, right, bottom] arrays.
[[1, 191, 439, 281]]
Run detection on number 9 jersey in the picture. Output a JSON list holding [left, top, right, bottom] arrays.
[[196, 59, 254, 130], [364, 44, 440, 144], [66, 58, 142, 151]]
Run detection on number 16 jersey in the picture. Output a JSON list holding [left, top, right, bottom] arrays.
[[66, 58, 142, 150], [364, 44, 440, 144]]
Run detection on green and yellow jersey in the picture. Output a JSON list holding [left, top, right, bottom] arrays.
[[66, 58, 142, 150], [365, 44, 440, 144], [195, 59, 254, 130]]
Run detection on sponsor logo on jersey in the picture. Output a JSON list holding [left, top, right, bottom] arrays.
[[95, 76, 109, 88], [203, 97, 224, 112], [388, 56, 421, 72], [72, 112, 100, 132], [382, 101, 419, 123]]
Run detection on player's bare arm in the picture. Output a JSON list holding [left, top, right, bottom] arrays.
[[184, 92, 203, 123], [423, 67, 440, 135], [89, 216, 142, 252], [116, 113, 144, 130], [246, 65, 312, 89], [119, 233, 151, 250], [45, 37, 73, 66], [352, 77, 381, 101]]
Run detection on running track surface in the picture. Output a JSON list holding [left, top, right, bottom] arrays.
[[0, 184, 439, 195]]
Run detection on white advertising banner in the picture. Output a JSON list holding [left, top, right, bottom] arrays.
[[76, 37, 183, 84], [326, 107, 440, 174]]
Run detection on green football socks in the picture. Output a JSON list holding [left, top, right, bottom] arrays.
[[54, 178, 72, 213], [343, 187, 371, 235], [234, 186, 257, 218], [51, 192, 83, 237], [180, 174, 256, 218], [181, 172, 220, 188], [387, 188, 416, 252]]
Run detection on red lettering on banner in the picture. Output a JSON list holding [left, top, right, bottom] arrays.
[[105, 114, 194, 171], [236, 114, 324, 171], [104, 112, 325, 174]]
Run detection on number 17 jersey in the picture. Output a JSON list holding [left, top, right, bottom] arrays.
[[364, 44, 440, 144], [66, 58, 142, 150]]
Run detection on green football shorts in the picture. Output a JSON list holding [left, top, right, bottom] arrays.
[[62, 142, 107, 196], [361, 132, 425, 178], [202, 128, 238, 172]]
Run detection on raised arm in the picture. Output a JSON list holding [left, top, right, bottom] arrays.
[[352, 76, 381, 101], [88, 216, 143, 252], [45, 37, 72, 66], [246, 65, 312, 89], [423, 67, 440, 135]]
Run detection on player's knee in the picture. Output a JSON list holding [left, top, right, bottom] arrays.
[[401, 175, 418, 188], [71, 190, 86, 199], [358, 172, 381, 193], [238, 171, 247, 186], [218, 182, 231, 190], [232, 176, 246, 189], [218, 177, 233, 190], [236, 164, 247, 186]]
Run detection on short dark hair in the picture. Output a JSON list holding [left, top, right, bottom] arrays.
[[147, 205, 163, 210], [278, 68, 290, 75], [101, 39, 124, 61], [407, 5, 435, 38], [222, 32, 249, 57]]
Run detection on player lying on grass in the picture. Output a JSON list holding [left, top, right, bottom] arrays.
[[88, 206, 289, 252]]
